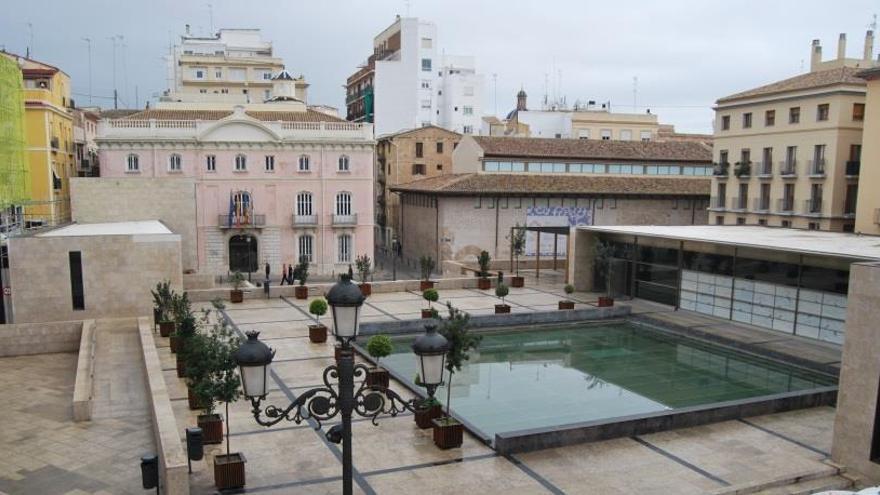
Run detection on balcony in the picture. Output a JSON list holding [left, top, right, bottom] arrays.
[[808, 159, 826, 178], [713, 162, 730, 176], [756, 161, 773, 177], [731, 197, 747, 211], [710, 196, 727, 210], [753, 197, 771, 212], [218, 214, 266, 228], [803, 199, 823, 216], [846, 160, 860, 177], [779, 160, 797, 178], [332, 213, 358, 226], [734, 161, 751, 178], [292, 214, 318, 227], [777, 198, 795, 214], [50, 136, 60, 151]]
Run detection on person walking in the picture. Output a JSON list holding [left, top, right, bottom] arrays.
[[287, 264, 294, 286], [280, 263, 288, 285]]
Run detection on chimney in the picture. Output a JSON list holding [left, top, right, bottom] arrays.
[[866, 30, 875, 61], [810, 39, 822, 71], [838, 33, 847, 60]]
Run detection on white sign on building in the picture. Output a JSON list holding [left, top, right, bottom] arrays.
[[525, 206, 591, 256]]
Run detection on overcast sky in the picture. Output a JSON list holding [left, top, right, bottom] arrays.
[[1, 0, 877, 133]]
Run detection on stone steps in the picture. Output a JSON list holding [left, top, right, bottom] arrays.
[[751, 474, 853, 495]]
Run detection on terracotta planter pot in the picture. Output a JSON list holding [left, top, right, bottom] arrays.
[[511, 276, 525, 288], [419, 280, 435, 291], [187, 387, 207, 411], [198, 413, 224, 444], [214, 453, 246, 490], [230, 290, 243, 303], [158, 321, 174, 338], [598, 296, 614, 307], [176, 355, 186, 378], [421, 309, 434, 319], [432, 418, 464, 449], [477, 278, 491, 290], [294, 285, 309, 299], [494, 304, 511, 314], [308, 324, 327, 343], [365, 368, 390, 390], [359, 283, 372, 297], [415, 404, 443, 429], [558, 300, 575, 310], [169, 334, 179, 353]]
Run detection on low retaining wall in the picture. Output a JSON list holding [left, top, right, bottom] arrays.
[[72, 320, 97, 421], [137, 317, 189, 495], [183, 272, 215, 290], [494, 387, 838, 454], [0, 320, 83, 357]]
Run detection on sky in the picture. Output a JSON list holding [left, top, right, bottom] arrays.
[[1, 0, 877, 133]]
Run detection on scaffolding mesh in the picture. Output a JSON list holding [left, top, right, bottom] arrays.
[[0, 56, 28, 210]]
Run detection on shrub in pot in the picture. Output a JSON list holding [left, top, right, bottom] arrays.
[[365, 335, 393, 390], [419, 256, 436, 291], [594, 242, 615, 307], [422, 288, 439, 319], [433, 302, 480, 449], [294, 258, 309, 299], [494, 283, 511, 314], [414, 393, 443, 429], [308, 298, 328, 344], [229, 271, 245, 303], [174, 312, 197, 378], [508, 225, 526, 288], [355, 254, 372, 296], [169, 291, 191, 353], [559, 284, 576, 310], [477, 250, 491, 290], [151, 280, 176, 337]]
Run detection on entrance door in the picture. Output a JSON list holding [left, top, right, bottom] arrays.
[[229, 235, 258, 273]]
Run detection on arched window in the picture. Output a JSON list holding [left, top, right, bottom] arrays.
[[298, 235, 314, 263], [224, 190, 252, 227], [338, 154, 350, 172], [235, 154, 247, 171], [126, 153, 139, 172], [168, 153, 182, 172], [298, 154, 310, 171], [335, 192, 352, 216], [337, 234, 352, 263], [296, 192, 313, 216]]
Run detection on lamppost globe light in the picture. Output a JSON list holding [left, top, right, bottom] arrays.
[[234, 331, 275, 399], [325, 274, 365, 342], [411, 324, 449, 396]]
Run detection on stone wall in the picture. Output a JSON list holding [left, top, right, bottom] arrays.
[[70, 178, 198, 271], [0, 320, 83, 356]]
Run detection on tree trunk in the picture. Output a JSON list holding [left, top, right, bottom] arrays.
[[445, 370, 453, 417], [226, 402, 230, 458]]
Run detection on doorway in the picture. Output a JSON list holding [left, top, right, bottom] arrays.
[[229, 234, 258, 273]]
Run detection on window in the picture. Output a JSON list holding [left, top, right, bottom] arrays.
[[789, 106, 800, 124], [845, 184, 858, 214], [421, 79, 431, 89], [808, 222, 819, 230], [206, 155, 216, 172], [715, 216, 724, 225], [850, 144, 862, 162], [298, 154, 310, 171], [761, 147, 773, 174], [436, 142, 443, 154], [437, 164, 443, 171], [463, 86, 474, 96], [758, 219, 767, 226], [420, 99, 431, 109], [412, 164, 426, 175], [168, 153, 182, 172], [620, 130, 632, 141], [600, 129, 612, 140], [338, 234, 352, 263], [578, 129, 591, 140], [719, 150, 729, 165], [296, 192, 313, 216], [742, 112, 752, 128], [853, 103, 865, 121], [336, 192, 352, 215], [463, 106, 474, 116], [264, 155, 275, 172], [717, 183, 727, 208], [215, 70, 222, 79], [640, 131, 652, 141], [234, 154, 247, 171], [817, 103, 829, 121], [415, 142, 423, 158], [421, 37, 433, 48], [738, 183, 749, 209], [194, 69, 205, 79], [781, 220, 791, 228], [765, 109, 775, 126], [785, 146, 797, 173], [126, 153, 139, 172], [721, 115, 730, 130], [463, 125, 473, 134], [338, 155, 350, 171], [783, 183, 795, 211], [199, 89, 207, 94], [421, 58, 432, 71], [69, 251, 84, 310], [812, 145, 826, 174], [759, 183, 770, 210], [298, 235, 313, 263], [737, 217, 746, 225]]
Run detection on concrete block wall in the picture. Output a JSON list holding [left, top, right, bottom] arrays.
[[0, 320, 83, 357]]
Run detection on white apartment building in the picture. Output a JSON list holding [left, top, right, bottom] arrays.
[[437, 55, 484, 135]]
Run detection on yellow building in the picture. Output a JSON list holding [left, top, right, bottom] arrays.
[[710, 32, 877, 231], [854, 66, 880, 234], [1, 53, 75, 227]]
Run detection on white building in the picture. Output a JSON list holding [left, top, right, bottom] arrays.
[[437, 55, 484, 135]]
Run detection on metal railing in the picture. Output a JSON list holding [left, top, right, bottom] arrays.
[[734, 161, 751, 177], [292, 214, 318, 226], [777, 198, 795, 213], [713, 162, 729, 176], [218, 214, 266, 228], [846, 161, 860, 176], [756, 161, 773, 176], [712, 196, 726, 209], [753, 197, 771, 211], [808, 159, 826, 176], [803, 198, 822, 215], [779, 160, 797, 177], [731, 196, 747, 210], [332, 213, 358, 226]]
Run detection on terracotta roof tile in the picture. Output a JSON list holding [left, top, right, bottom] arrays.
[[717, 66, 866, 103], [390, 173, 710, 196], [115, 109, 345, 122], [472, 136, 712, 163]]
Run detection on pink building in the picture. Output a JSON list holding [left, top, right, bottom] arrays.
[[96, 102, 375, 277]]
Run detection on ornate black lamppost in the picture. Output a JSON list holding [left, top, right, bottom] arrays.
[[234, 274, 448, 495]]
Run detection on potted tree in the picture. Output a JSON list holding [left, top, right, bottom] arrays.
[[414, 391, 443, 429], [294, 258, 309, 300], [419, 256, 436, 291], [229, 271, 245, 303], [365, 334, 393, 389], [477, 250, 492, 290], [169, 292, 191, 353], [422, 288, 439, 319], [594, 242, 615, 307], [308, 298, 328, 344], [508, 225, 526, 288], [151, 281, 175, 337], [186, 303, 222, 410], [559, 284, 576, 310], [174, 312, 197, 378], [494, 283, 511, 314], [355, 255, 372, 297], [433, 303, 480, 449]]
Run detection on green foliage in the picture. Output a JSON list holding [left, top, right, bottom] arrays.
[[211, 298, 226, 310], [423, 288, 439, 308], [355, 254, 372, 283], [309, 298, 328, 321], [151, 280, 174, 322], [230, 271, 246, 291], [507, 225, 526, 275], [294, 257, 309, 286], [170, 291, 192, 326], [593, 242, 615, 296], [477, 250, 491, 278], [188, 310, 242, 416], [495, 282, 509, 303], [366, 335, 393, 364], [174, 313, 198, 362], [438, 302, 480, 416], [564, 284, 575, 295], [419, 256, 435, 281]]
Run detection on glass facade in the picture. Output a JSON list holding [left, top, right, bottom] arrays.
[[483, 160, 713, 176]]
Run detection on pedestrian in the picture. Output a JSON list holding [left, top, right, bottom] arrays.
[[280, 263, 288, 285], [288, 264, 294, 285]]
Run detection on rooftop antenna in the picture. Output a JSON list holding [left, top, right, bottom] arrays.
[[492, 73, 498, 117], [108, 35, 119, 109], [120, 35, 129, 108], [543, 72, 549, 109], [207, 3, 214, 34], [26, 22, 33, 57], [81, 37, 92, 105], [870, 13, 878, 31]]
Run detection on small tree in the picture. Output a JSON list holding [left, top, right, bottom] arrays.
[[309, 298, 328, 324], [151, 280, 174, 322], [171, 291, 192, 326], [495, 283, 509, 306], [419, 256, 435, 281], [593, 242, 615, 297], [366, 335, 393, 368], [294, 257, 309, 286], [508, 225, 526, 276], [355, 254, 372, 284], [564, 284, 575, 298], [438, 302, 480, 417], [230, 271, 246, 291], [477, 251, 491, 279], [423, 288, 439, 310]]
